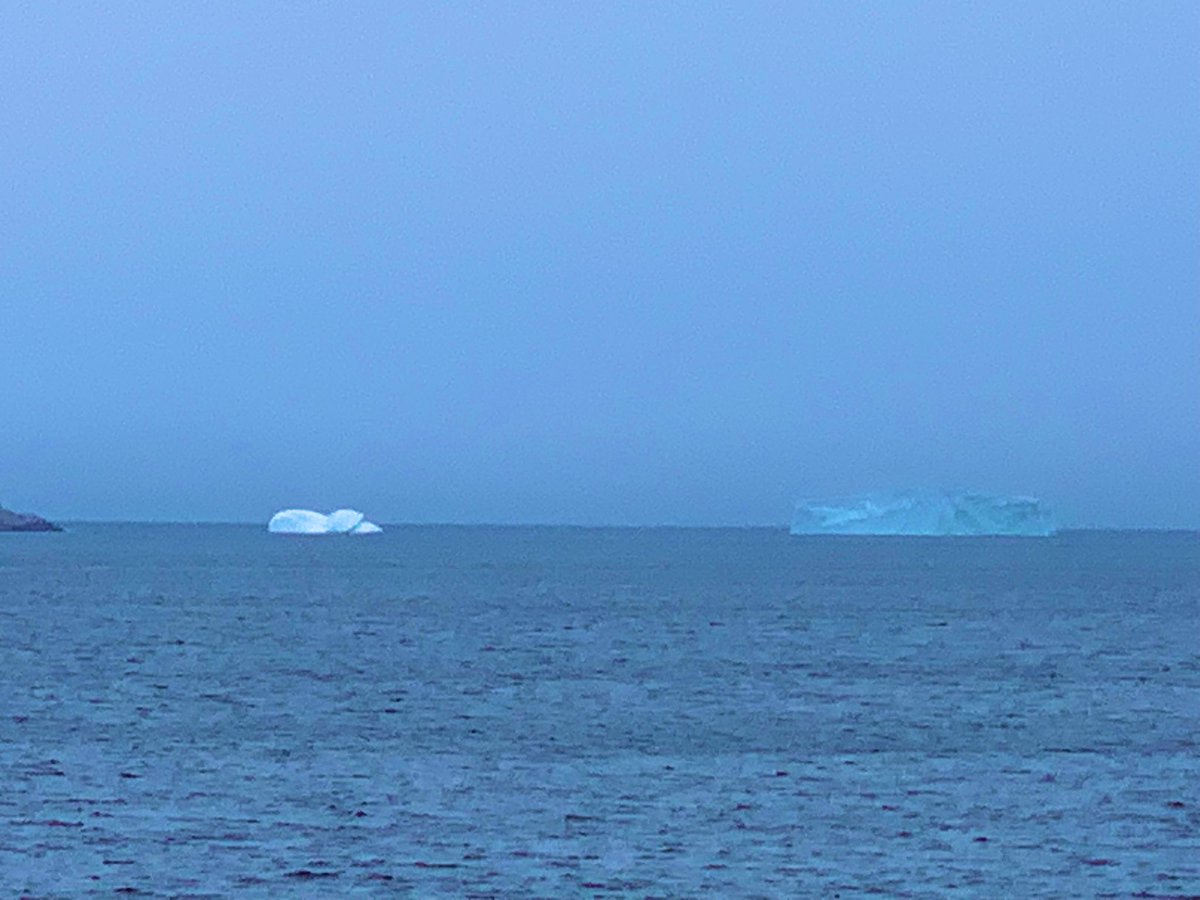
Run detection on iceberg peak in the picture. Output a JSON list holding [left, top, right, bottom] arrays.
[[268, 508, 383, 535]]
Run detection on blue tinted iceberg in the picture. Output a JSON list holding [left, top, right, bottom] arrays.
[[268, 508, 383, 535], [790, 491, 1055, 536]]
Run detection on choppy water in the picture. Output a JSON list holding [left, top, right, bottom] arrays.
[[0, 525, 1196, 897]]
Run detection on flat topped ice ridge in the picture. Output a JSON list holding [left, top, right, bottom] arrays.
[[268, 509, 383, 535], [790, 491, 1056, 536]]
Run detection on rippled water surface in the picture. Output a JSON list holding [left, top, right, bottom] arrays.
[[1, 525, 1197, 897]]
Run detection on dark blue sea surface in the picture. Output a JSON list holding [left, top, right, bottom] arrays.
[[1, 525, 1196, 896]]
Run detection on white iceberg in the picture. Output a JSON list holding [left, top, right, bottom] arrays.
[[324, 509, 366, 533], [267, 509, 330, 534], [790, 491, 1056, 537], [268, 508, 383, 535]]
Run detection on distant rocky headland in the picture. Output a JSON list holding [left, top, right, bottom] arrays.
[[0, 505, 62, 532]]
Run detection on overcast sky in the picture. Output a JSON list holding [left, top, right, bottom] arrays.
[[2, 2, 1197, 527]]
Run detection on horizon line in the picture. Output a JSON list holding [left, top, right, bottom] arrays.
[[40, 519, 1200, 534]]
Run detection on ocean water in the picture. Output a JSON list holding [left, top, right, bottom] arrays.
[[0, 525, 1196, 898]]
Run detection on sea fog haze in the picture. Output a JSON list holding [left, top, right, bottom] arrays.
[[3, 2, 1198, 530], [1, 524, 1196, 895], [3, 2, 1195, 895]]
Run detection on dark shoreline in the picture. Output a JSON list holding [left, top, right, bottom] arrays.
[[0, 507, 62, 532]]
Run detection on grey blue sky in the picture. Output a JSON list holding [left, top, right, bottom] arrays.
[[2, 2, 1197, 527]]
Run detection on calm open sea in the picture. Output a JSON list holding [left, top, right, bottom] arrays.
[[1, 524, 1196, 897]]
